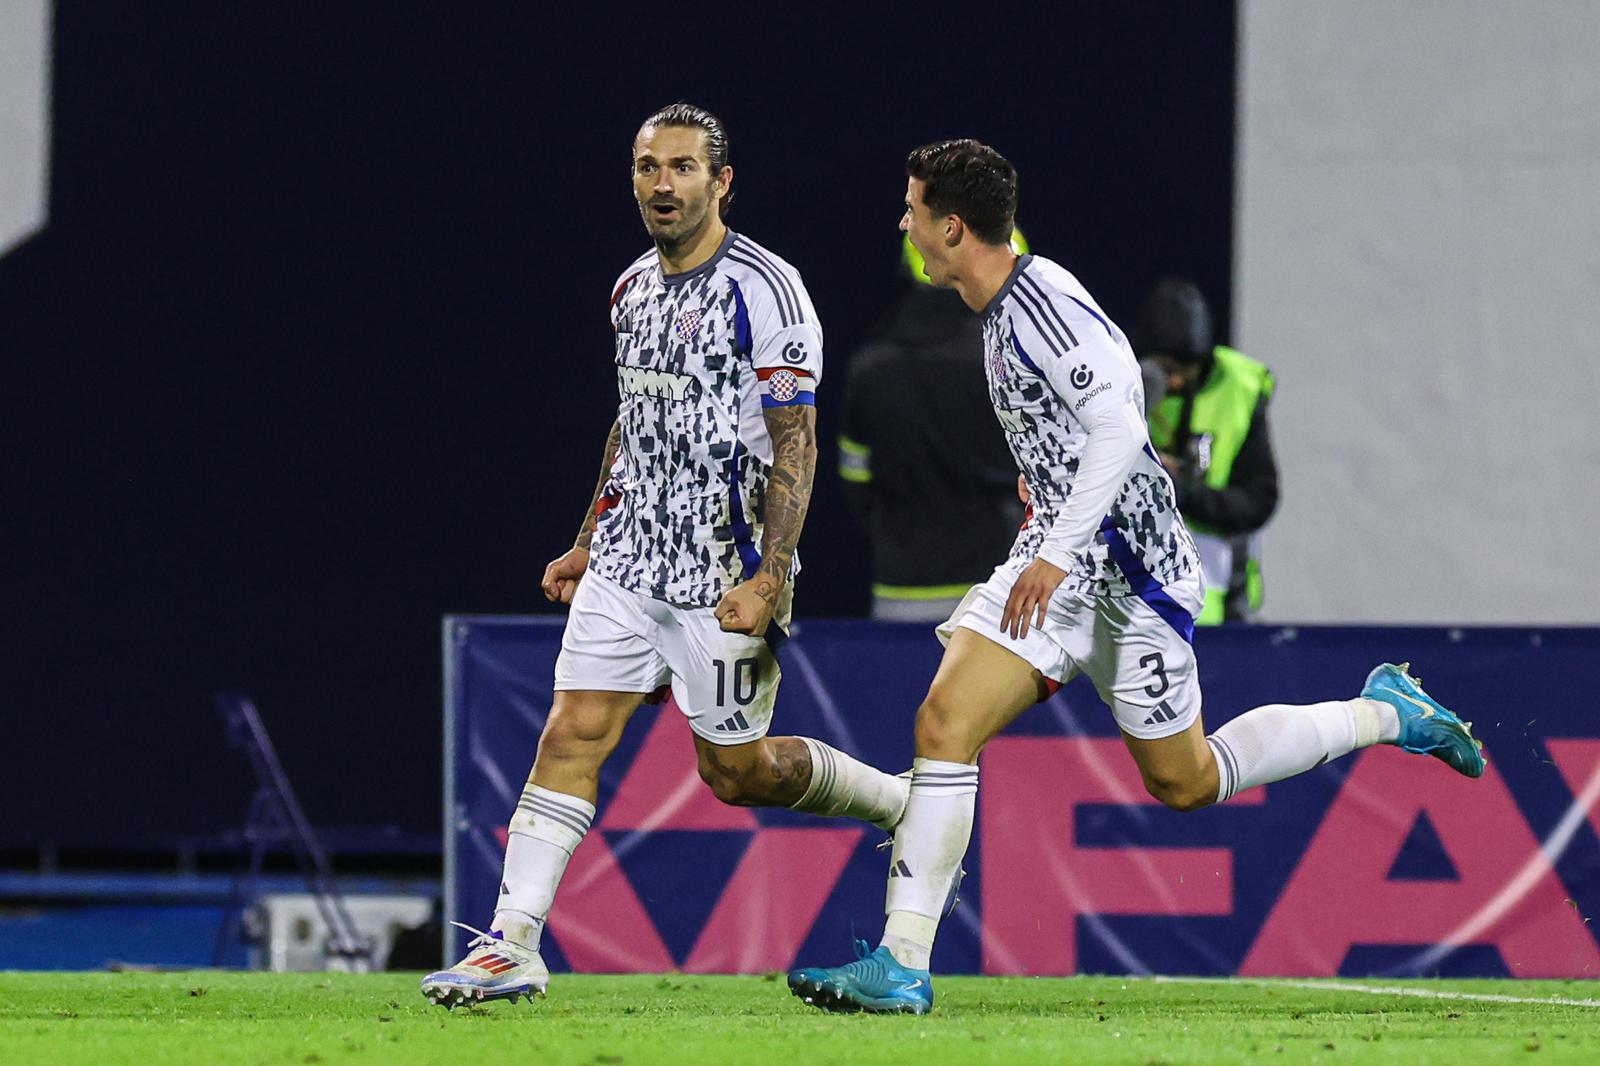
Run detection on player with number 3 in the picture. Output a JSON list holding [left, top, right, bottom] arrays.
[[787, 140, 1486, 1015]]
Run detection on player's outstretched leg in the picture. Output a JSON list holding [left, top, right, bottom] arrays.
[[420, 922, 550, 1009], [1361, 661, 1485, 777], [692, 733, 910, 830], [790, 630, 1040, 1015], [1196, 660, 1484, 806], [788, 938, 933, 1015]]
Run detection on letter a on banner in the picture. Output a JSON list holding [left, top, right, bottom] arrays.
[[1241, 747, 1600, 977]]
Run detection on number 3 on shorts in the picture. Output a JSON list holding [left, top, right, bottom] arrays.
[[1140, 652, 1169, 698]]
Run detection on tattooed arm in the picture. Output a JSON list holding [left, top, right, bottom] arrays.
[[573, 418, 623, 550], [541, 418, 621, 604], [713, 404, 818, 635]]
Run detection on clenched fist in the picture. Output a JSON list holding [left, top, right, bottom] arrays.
[[714, 576, 780, 636], [541, 547, 590, 605]]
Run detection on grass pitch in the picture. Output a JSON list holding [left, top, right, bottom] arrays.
[[3, 971, 1599, 1065]]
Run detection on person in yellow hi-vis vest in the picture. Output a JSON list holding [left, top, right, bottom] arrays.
[[1132, 279, 1279, 624]]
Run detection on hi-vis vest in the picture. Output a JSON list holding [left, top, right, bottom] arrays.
[[1148, 346, 1273, 624]]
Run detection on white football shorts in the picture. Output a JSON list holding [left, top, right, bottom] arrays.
[[936, 562, 1203, 740], [554, 568, 788, 745]]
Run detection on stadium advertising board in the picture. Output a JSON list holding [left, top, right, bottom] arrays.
[[446, 619, 1600, 978]]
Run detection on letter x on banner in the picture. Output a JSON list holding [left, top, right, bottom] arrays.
[[444, 617, 1600, 978]]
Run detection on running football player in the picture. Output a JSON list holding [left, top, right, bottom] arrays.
[[787, 139, 1485, 1015], [422, 104, 909, 1008]]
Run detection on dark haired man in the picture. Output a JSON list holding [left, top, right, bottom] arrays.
[[421, 104, 909, 1008], [787, 139, 1484, 1015]]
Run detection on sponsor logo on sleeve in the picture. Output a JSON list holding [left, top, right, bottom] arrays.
[[1073, 381, 1112, 410], [1069, 364, 1095, 390]]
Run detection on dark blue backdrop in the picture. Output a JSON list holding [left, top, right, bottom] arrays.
[[3, 4, 1236, 847]]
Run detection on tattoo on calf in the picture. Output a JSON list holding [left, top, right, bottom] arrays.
[[770, 737, 812, 796], [701, 745, 745, 786]]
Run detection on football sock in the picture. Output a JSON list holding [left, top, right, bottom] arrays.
[[492, 783, 595, 950], [1208, 698, 1395, 804], [880, 758, 978, 969], [791, 737, 911, 831]]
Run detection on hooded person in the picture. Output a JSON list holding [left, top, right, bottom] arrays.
[[1132, 279, 1279, 624]]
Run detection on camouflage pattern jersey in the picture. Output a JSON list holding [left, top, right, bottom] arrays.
[[590, 230, 823, 608], [980, 254, 1204, 611]]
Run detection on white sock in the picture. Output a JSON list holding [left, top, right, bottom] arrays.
[[790, 737, 910, 830], [1208, 698, 1395, 804], [882, 912, 939, 971], [879, 758, 978, 969], [492, 783, 595, 950]]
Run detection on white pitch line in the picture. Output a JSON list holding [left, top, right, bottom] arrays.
[[1152, 975, 1600, 1009]]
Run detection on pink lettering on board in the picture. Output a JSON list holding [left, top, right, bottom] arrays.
[[1241, 747, 1600, 977], [980, 737, 1262, 975]]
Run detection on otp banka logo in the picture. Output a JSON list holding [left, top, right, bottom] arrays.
[[781, 340, 807, 364], [1069, 364, 1094, 390], [0, 0, 53, 258]]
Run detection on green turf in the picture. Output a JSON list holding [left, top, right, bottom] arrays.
[[3, 971, 1599, 1065]]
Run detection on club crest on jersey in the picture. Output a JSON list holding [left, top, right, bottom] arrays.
[[767, 369, 801, 403], [675, 309, 703, 340]]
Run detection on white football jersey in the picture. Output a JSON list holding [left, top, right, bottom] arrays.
[[982, 254, 1203, 621], [589, 230, 823, 607]]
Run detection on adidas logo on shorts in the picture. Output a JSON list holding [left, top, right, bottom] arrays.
[[713, 710, 752, 732], [1143, 700, 1179, 726]]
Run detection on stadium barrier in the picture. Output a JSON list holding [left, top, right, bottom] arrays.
[[445, 617, 1600, 978]]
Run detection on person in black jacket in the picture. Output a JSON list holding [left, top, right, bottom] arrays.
[[838, 234, 1028, 621]]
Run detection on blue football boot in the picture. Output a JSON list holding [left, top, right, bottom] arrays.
[[788, 939, 934, 1015], [1363, 662, 1486, 778]]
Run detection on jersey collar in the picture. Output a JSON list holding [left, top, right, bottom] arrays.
[[660, 229, 738, 288], [982, 253, 1032, 317]]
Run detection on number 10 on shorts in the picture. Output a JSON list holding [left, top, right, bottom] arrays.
[[714, 657, 759, 707]]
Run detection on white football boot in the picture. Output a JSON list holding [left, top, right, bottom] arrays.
[[420, 922, 549, 1009]]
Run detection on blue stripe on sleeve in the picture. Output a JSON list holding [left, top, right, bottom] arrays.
[[760, 392, 817, 408], [1066, 293, 1118, 342], [730, 279, 753, 356]]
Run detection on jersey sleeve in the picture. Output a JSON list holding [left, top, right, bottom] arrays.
[[1008, 291, 1143, 432], [740, 271, 824, 409]]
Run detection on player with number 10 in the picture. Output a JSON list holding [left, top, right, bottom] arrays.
[[421, 104, 909, 1008]]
